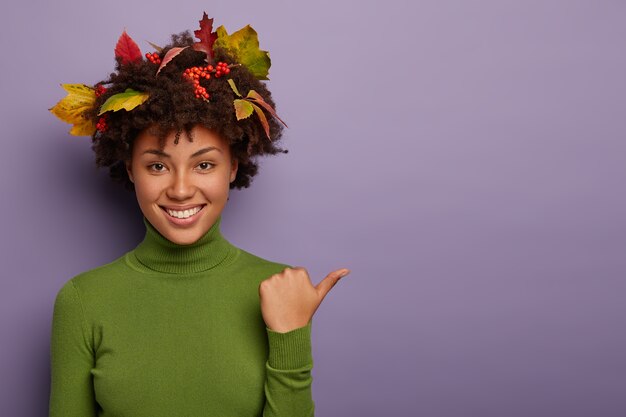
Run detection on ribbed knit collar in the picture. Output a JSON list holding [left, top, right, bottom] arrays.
[[129, 215, 236, 274]]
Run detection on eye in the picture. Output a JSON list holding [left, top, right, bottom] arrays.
[[148, 163, 166, 172], [197, 161, 215, 171]]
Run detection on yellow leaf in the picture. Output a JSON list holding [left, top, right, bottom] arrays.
[[70, 119, 97, 136], [227, 79, 242, 97], [49, 84, 97, 135], [233, 99, 254, 120]]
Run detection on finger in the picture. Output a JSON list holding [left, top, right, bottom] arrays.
[[315, 268, 350, 299]]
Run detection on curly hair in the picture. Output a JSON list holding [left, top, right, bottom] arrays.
[[87, 31, 287, 191]]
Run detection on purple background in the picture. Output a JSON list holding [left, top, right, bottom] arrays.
[[1, 1, 625, 416]]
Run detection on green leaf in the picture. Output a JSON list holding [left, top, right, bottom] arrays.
[[214, 25, 271, 80], [98, 89, 149, 115], [233, 99, 254, 120]]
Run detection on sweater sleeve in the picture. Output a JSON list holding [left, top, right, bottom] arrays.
[[48, 280, 97, 417], [262, 320, 315, 417]]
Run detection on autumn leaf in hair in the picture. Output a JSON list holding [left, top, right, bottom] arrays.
[[155, 13, 217, 75], [228, 79, 287, 139], [98, 89, 150, 115], [49, 84, 97, 136], [156, 46, 189, 75], [115, 30, 143, 65], [192, 12, 218, 62], [214, 25, 271, 80]]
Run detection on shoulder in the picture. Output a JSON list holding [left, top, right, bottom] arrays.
[[232, 247, 293, 278], [54, 255, 128, 304]]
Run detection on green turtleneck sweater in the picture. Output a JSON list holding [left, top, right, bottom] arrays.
[[49, 216, 315, 417]]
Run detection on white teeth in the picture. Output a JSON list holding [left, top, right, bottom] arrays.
[[165, 206, 202, 219]]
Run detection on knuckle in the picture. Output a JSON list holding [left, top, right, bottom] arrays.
[[292, 266, 307, 274]]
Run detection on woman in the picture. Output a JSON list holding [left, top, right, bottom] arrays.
[[49, 13, 349, 417]]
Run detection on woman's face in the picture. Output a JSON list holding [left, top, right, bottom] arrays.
[[125, 125, 238, 245]]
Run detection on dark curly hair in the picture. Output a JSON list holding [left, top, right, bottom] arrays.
[[88, 31, 287, 191]]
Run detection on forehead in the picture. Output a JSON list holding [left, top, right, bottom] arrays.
[[133, 125, 230, 156]]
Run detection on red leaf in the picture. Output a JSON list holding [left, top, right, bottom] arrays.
[[115, 30, 142, 65], [156, 46, 189, 75], [193, 12, 218, 61], [250, 102, 271, 140]]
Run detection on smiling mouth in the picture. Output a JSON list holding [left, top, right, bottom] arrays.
[[160, 205, 206, 219]]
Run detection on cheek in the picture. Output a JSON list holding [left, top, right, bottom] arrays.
[[133, 177, 163, 202], [200, 175, 231, 199]]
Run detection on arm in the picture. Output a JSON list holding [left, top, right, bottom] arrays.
[[259, 266, 350, 417], [48, 280, 97, 417], [263, 321, 315, 417]]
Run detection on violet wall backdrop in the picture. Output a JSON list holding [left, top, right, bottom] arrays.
[[1, 0, 625, 415]]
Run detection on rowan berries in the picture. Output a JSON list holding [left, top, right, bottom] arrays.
[[181, 62, 231, 100], [145, 52, 161, 65], [214, 61, 230, 78], [94, 85, 107, 97], [95, 116, 108, 132]]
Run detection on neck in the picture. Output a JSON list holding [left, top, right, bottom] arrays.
[[130, 215, 236, 274]]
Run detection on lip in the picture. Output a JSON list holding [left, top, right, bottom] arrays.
[[160, 204, 206, 210], [160, 204, 206, 226]]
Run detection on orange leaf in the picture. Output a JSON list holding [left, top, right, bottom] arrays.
[[250, 102, 271, 140], [246, 90, 288, 128]]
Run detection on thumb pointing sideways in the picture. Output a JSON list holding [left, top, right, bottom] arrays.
[[316, 268, 351, 300]]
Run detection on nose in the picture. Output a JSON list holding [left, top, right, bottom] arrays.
[[166, 169, 195, 200]]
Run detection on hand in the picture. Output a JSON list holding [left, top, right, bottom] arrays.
[[259, 266, 350, 333]]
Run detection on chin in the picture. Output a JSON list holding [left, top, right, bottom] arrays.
[[153, 208, 219, 246], [165, 231, 203, 245], [157, 222, 209, 245]]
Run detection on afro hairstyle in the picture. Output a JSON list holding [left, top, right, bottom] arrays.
[[88, 31, 287, 191]]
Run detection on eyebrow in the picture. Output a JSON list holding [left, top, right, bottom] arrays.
[[141, 146, 222, 158]]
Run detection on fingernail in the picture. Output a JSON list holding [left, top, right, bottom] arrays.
[[340, 269, 350, 278]]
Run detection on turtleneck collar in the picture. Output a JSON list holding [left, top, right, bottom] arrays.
[[127, 215, 237, 274]]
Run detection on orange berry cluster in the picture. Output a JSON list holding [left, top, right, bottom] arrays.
[[145, 52, 162, 65], [95, 116, 108, 132], [94, 85, 107, 97], [182, 62, 231, 100], [214, 61, 231, 77], [183, 66, 210, 99]]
